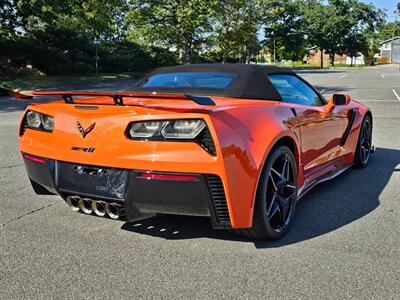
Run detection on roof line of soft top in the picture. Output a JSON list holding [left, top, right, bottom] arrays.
[[132, 63, 288, 101], [17, 91, 216, 106]]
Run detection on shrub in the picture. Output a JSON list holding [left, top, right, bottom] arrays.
[[378, 56, 390, 64]]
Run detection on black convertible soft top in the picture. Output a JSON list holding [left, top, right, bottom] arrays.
[[127, 64, 294, 101]]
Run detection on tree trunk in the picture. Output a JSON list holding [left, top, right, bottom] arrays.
[[320, 48, 324, 69], [182, 38, 191, 64], [329, 53, 335, 67], [183, 46, 189, 64]]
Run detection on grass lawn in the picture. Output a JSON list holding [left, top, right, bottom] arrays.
[[267, 61, 369, 69], [331, 63, 366, 68], [267, 61, 323, 69], [0, 72, 142, 90]]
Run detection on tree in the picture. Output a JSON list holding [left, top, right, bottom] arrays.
[[0, 0, 389, 76], [340, 0, 384, 65], [0, 0, 19, 38], [0, 0, 164, 75], [126, 0, 215, 63], [379, 22, 400, 41], [210, 0, 262, 63], [302, 0, 330, 68], [303, 0, 384, 67], [360, 31, 381, 66], [263, 0, 307, 62], [15, 0, 127, 40], [342, 32, 367, 65]]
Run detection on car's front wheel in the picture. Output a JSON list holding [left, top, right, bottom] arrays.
[[237, 145, 298, 240]]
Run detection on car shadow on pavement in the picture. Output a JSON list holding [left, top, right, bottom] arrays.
[[122, 147, 400, 247]]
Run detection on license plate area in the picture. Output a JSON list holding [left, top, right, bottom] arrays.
[[57, 162, 128, 200]]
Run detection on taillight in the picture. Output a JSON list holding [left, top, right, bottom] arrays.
[[138, 172, 198, 181], [126, 119, 217, 156], [161, 120, 206, 139], [20, 110, 55, 136], [127, 119, 206, 139], [23, 154, 46, 164]]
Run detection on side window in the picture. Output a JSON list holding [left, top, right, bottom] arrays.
[[268, 74, 325, 106]]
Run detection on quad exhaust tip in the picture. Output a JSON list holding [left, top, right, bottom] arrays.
[[92, 201, 106, 217], [105, 203, 125, 220], [65, 196, 125, 220], [66, 196, 80, 212], [79, 198, 93, 215]]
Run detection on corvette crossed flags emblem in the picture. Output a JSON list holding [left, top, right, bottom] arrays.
[[76, 121, 96, 138]]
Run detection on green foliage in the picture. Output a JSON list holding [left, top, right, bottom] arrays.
[[100, 41, 178, 72], [378, 22, 400, 41], [0, 0, 394, 77], [263, 0, 307, 61], [0, 0, 176, 76], [301, 0, 384, 67], [126, 0, 216, 63], [210, 0, 262, 63]]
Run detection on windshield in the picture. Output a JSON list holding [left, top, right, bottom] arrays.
[[141, 72, 236, 89]]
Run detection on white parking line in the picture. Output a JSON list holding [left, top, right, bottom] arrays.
[[319, 89, 325, 94], [373, 115, 400, 118], [393, 89, 400, 101], [358, 100, 400, 102], [380, 73, 385, 79], [339, 74, 346, 79]]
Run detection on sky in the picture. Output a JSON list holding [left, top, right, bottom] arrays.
[[361, 0, 399, 22]]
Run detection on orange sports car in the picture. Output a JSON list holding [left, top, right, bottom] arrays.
[[18, 64, 373, 240]]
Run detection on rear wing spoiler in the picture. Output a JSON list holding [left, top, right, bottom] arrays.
[[1, 86, 34, 100], [21, 91, 216, 106]]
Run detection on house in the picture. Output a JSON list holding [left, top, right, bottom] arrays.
[[305, 48, 349, 66], [380, 37, 400, 63]]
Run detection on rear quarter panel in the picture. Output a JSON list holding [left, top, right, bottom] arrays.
[[211, 102, 301, 228]]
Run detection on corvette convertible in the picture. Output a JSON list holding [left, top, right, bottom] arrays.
[[17, 64, 373, 240]]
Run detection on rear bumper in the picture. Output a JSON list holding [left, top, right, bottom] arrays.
[[22, 153, 231, 229]]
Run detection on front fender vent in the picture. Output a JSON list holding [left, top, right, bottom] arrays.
[[205, 175, 231, 228]]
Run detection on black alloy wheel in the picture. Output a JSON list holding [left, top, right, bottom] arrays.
[[266, 152, 297, 231], [237, 145, 298, 241]]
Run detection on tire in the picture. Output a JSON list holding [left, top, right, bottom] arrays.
[[236, 145, 298, 241], [354, 115, 372, 168]]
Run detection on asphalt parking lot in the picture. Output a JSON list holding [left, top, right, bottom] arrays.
[[1, 65, 399, 299]]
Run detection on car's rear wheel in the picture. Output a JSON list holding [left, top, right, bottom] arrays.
[[354, 115, 372, 168], [237, 145, 298, 240]]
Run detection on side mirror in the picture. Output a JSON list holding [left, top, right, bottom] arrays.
[[332, 94, 350, 106]]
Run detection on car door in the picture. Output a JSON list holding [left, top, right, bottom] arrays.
[[268, 74, 348, 182]]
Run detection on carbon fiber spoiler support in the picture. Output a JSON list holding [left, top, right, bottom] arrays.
[[30, 91, 216, 106]]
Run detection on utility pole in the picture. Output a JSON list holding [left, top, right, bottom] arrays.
[[94, 39, 100, 77], [273, 39, 276, 63], [390, 17, 397, 64]]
